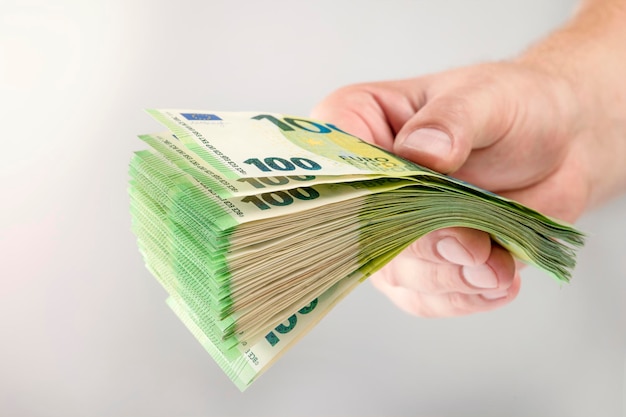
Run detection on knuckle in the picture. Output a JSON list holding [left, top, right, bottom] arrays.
[[420, 264, 449, 294], [446, 292, 472, 315], [429, 94, 474, 125], [430, 264, 469, 294], [406, 239, 426, 259]]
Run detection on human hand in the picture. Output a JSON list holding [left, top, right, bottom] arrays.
[[311, 62, 592, 317]]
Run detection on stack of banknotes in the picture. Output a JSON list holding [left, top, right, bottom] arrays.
[[129, 109, 584, 390]]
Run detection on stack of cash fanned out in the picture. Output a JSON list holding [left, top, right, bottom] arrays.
[[129, 109, 584, 390]]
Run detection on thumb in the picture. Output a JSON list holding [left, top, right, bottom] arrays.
[[393, 87, 513, 174]]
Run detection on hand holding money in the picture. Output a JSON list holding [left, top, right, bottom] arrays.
[[311, 65, 596, 317], [129, 109, 584, 390]]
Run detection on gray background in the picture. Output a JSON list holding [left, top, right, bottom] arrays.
[[1, 0, 625, 416]]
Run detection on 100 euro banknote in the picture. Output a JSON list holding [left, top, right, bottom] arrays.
[[129, 109, 584, 390]]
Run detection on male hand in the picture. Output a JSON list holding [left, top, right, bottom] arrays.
[[311, 62, 590, 317]]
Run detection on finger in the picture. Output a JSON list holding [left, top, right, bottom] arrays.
[[408, 227, 492, 266], [450, 72, 577, 191], [310, 84, 394, 145], [371, 271, 521, 318], [392, 65, 577, 192], [378, 244, 516, 295], [310, 82, 422, 149], [392, 73, 514, 174]]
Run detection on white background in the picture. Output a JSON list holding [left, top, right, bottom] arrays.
[[1, 0, 624, 416]]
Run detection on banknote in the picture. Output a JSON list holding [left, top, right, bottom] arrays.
[[129, 110, 585, 390], [146, 109, 443, 179], [139, 132, 383, 198]]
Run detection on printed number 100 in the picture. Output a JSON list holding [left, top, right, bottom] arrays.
[[241, 187, 320, 210], [243, 157, 321, 172]]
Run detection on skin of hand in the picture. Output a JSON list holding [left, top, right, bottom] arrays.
[[310, 1, 626, 317]]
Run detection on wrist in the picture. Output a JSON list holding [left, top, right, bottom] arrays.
[[515, 4, 626, 209]]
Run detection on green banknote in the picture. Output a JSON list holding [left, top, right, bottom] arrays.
[[129, 110, 584, 390]]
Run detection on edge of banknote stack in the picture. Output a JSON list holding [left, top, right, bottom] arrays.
[[128, 109, 585, 391]]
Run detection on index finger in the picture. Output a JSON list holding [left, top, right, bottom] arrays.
[[310, 82, 420, 150]]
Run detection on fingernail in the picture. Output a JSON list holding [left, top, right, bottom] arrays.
[[436, 237, 474, 265], [482, 289, 509, 300], [462, 264, 499, 289], [397, 128, 452, 158]]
